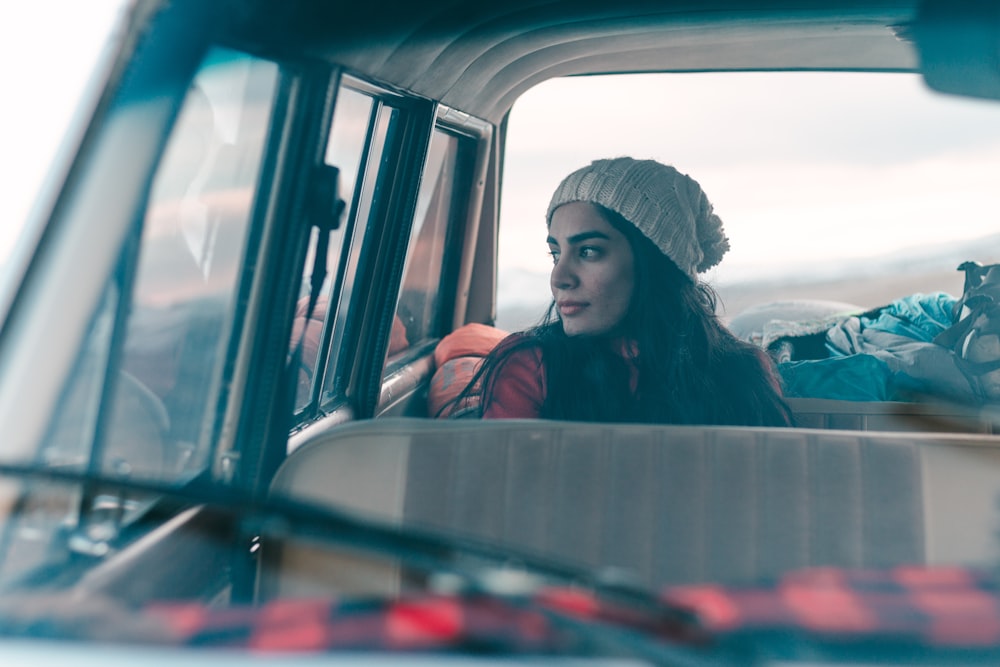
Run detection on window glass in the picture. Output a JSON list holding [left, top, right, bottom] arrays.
[[0, 47, 279, 583], [320, 102, 401, 403], [115, 50, 278, 480], [385, 129, 461, 364], [44, 48, 280, 483], [292, 86, 374, 412], [0, 286, 120, 582]]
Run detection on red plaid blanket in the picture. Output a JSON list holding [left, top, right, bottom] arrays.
[[141, 566, 1000, 654], [661, 565, 1000, 647], [148, 587, 695, 653]]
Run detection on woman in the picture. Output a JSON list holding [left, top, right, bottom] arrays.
[[454, 157, 792, 426]]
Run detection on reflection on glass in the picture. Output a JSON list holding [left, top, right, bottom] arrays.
[[107, 49, 279, 480], [6, 46, 279, 583], [386, 129, 460, 365]]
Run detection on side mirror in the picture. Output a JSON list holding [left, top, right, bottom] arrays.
[[913, 0, 1000, 101]]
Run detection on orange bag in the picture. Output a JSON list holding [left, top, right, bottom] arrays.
[[433, 322, 509, 366], [429, 323, 509, 417]]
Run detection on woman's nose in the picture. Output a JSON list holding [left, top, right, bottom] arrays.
[[550, 257, 577, 290]]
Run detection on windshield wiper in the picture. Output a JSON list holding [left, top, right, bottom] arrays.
[[0, 461, 702, 620], [0, 461, 731, 664]]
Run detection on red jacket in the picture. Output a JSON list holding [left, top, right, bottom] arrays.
[[481, 333, 786, 421], [481, 337, 546, 418]]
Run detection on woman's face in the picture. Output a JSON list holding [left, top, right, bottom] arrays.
[[548, 202, 635, 337]]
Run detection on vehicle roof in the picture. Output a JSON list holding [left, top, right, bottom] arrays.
[[240, 0, 921, 122]]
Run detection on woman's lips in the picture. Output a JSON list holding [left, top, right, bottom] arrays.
[[557, 301, 587, 316]]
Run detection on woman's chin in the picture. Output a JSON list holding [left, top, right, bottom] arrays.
[[561, 320, 612, 337]]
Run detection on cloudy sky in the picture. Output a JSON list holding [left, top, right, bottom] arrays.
[[0, 1, 125, 272], [499, 71, 1000, 289]]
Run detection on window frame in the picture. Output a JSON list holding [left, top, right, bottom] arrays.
[[375, 107, 493, 416], [381, 124, 477, 370], [285, 74, 436, 426]]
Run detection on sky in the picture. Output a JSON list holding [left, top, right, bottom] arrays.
[[0, 1, 126, 270], [498, 72, 1000, 288]]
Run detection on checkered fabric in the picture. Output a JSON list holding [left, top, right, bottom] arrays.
[[148, 588, 695, 653], [661, 566, 1000, 647], [143, 566, 1000, 654]]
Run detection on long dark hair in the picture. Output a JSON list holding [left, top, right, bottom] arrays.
[[459, 206, 793, 426]]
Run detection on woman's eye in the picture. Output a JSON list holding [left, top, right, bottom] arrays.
[[547, 249, 560, 264], [580, 246, 602, 259]]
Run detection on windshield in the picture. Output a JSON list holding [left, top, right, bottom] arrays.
[[0, 44, 281, 590]]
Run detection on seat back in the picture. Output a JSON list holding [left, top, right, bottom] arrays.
[[787, 397, 995, 433], [262, 419, 947, 600]]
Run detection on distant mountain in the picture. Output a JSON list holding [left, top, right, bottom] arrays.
[[717, 232, 1000, 287], [495, 267, 551, 331]]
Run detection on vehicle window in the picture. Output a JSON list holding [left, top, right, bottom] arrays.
[[383, 127, 469, 368], [497, 72, 1000, 331], [291, 80, 407, 420], [116, 50, 279, 479], [43, 48, 280, 483], [291, 86, 373, 413], [494, 71, 1000, 414], [321, 100, 403, 403], [0, 47, 279, 583]]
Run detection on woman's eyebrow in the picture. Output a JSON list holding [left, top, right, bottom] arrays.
[[547, 230, 611, 245]]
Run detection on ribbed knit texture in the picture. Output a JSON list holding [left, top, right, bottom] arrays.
[[546, 157, 730, 279]]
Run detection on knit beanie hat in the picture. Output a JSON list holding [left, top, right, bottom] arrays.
[[546, 157, 730, 279]]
